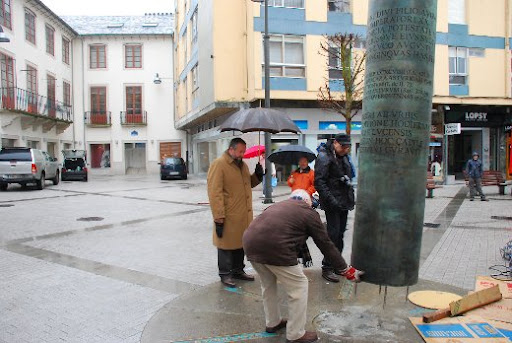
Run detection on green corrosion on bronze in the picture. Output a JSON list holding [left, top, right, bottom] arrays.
[[351, 0, 438, 286]]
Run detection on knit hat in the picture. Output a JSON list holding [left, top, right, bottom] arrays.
[[472, 151, 479, 156], [334, 133, 351, 145], [289, 189, 312, 207]]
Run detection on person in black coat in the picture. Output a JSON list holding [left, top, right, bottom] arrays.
[[314, 133, 355, 283]]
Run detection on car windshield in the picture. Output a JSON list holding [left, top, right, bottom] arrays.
[[0, 149, 32, 161], [63, 150, 86, 159], [163, 157, 182, 165]]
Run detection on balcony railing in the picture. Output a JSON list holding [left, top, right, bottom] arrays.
[[120, 110, 147, 125], [85, 111, 112, 126], [0, 87, 73, 122]]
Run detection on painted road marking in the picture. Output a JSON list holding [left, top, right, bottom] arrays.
[[171, 332, 277, 342], [223, 287, 261, 299]]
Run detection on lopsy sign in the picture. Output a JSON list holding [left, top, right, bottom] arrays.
[[465, 112, 488, 122]]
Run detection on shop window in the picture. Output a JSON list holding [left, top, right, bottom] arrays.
[[90, 144, 110, 168]]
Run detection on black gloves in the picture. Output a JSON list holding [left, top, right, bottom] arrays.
[[255, 162, 264, 181], [215, 222, 224, 238]]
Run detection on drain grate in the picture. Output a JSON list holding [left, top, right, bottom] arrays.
[[0, 204, 14, 208], [491, 216, 512, 221], [77, 217, 104, 222], [424, 223, 441, 228]]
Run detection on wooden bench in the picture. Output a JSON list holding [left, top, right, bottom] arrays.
[[426, 171, 442, 198], [465, 170, 510, 195]]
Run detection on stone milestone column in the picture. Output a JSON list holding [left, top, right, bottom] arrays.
[[351, 0, 438, 286]]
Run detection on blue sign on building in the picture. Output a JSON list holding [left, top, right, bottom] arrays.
[[293, 120, 308, 130], [319, 121, 362, 131]]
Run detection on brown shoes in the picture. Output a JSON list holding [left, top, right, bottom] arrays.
[[265, 319, 287, 333], [322, 270, 340, 283], [286, 331, 318, 342], [220, 275, 236, 288], [232, 271, 255, 281]]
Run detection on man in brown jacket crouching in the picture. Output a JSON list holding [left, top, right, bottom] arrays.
[[243, 189, 364, 343]]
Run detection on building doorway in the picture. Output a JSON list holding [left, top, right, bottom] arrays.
[[449, 129, 482, 179], [125, 142, 146, 174], [159, 142, 181, 160]]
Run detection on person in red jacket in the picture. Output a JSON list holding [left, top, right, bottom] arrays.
[[287, 157, 315, 196]]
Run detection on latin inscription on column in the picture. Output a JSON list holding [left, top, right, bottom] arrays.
[[359, 7, 436, 157], [352, 0, 438, 287]]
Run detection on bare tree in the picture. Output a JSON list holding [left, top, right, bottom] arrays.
[[318, 33, 366, 136]]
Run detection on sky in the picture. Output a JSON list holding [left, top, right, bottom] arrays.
[[41, 0, 173, 16]]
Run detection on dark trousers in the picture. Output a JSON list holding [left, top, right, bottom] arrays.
[[218, 248, 245, 277], [322, 209, 349, 271], [469, 177, 486, 199]]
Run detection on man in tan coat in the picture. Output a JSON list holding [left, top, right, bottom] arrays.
[[207, 138, 263, 287]]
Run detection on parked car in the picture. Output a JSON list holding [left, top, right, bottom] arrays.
[[160, 157, 187, 180], [61, 149, 88, 182], [0, 147, 60, 190]]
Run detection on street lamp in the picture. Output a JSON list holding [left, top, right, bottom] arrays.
[[251, 0, 273, 203], [0, 26, 10, 43]]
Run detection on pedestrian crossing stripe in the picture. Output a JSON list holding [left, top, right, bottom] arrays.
[[171, 332, 278, 342]]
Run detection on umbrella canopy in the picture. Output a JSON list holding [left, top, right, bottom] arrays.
[[268, 145, 316, 165], [243, 145, 265, 159], [219, 108, 301, 134]]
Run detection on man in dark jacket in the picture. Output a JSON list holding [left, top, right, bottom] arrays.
[[465, 151, 488, 201], [314, 133, 355, 283], [243, 189, 363, 343]]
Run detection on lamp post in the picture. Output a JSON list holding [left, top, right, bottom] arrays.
[[251, 0, 273, 203]]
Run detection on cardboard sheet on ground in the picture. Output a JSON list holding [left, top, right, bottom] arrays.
[[410, 316, 510, 342], [475, 276, 512, 299], [408, 291, 462, 309], [463, 298, 512, 324], [487, 319, 512, 341]]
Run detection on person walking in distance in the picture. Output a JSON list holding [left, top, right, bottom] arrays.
[[465, 151, 488, 201], [207, 138, 264, 287], [243, 190, 364, 343], [314, 134, 355, 283]]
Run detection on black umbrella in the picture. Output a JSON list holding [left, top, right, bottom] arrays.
[[268, 145, 316, 165], [219, 108, 301, 134]]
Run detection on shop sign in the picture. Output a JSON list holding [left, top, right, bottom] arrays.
[[465, 112, 488, 122], [445, 123, 461, 135]]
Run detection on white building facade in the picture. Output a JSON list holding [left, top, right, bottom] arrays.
[[0, 0, 76, 158], [65, 14, 185, 175]]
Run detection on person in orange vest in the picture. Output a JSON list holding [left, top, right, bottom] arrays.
[[287, 157, 316, 196]]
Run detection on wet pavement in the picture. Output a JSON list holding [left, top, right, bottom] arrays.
[[0, 175, 511, 342]]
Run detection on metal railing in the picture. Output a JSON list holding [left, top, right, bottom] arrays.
[[85, 111, 111, 125], [120, 110, 147, 125], [0, 87, 73, 122]]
